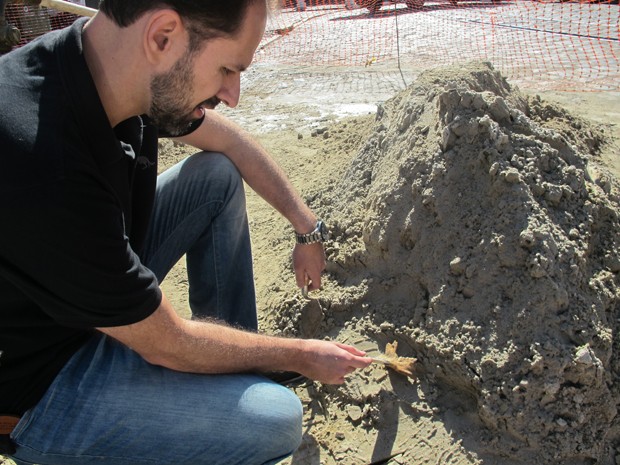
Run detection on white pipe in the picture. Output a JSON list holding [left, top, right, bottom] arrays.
[[39, 0, 96, 17]]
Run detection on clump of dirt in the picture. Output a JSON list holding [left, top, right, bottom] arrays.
[[268, 62, 620, 463]]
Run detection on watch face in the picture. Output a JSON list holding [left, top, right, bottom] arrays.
[[319, 221, 330, 241]]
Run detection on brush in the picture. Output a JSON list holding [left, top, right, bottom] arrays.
[[371, 341, 417, 378]]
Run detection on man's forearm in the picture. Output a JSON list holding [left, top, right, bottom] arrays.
[[99, 294, 372, 384], [177, 111, 317, 234], [99, 294, 303, 374], [177, 112, 328, 289], [144, 314, 306, 374]]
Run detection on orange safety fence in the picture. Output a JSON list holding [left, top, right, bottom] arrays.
[[3, 0, 619, 91], [262, 0, 619, 90]]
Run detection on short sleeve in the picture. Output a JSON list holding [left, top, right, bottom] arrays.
[[0, 148, 161, 328]]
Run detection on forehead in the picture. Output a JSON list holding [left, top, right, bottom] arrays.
[[194, 2, 267, 69]]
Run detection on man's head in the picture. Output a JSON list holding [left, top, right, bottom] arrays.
[[98, 0, 263, 52], [95, 0, 269, 134]]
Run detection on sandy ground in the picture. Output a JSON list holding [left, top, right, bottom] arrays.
[[2, 66, 619, 465], [154, 63, 620, 465]]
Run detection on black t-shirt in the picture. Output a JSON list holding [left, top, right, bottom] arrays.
[[0, 19, 166, 414]]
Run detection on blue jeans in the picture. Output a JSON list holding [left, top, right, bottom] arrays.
[[142, 151, 258, 329], [9, 152, 303, 465]]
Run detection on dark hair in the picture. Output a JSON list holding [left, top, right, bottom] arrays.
[[98, 0, 262, 50]]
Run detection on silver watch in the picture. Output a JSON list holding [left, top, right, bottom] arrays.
[[295, 220, 330, 245]]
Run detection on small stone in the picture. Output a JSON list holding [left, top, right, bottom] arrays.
[[575, 346, 594, 365], [503, 168, 520, 184], [490, 97, 511, 121], [519, 230, 536, 249], [449, 257, 466, 275], [379, 321, 395, 332], [346, 405, 363, 422], [462, 287, 475, 298]]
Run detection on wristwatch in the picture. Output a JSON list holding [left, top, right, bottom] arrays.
[[295, 220, 330, 245]]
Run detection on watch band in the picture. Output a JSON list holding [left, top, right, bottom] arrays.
[[296, 220, 329, 245]]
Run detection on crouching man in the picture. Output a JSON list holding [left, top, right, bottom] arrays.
[[0, 1, 372, 464]]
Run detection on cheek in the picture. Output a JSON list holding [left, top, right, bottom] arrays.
[[193, 72, 222, 96]]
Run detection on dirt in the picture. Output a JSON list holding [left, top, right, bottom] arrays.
[[241, 62, 620, 465], [2, 62, 619, 465], [161, 62, 620, 465]]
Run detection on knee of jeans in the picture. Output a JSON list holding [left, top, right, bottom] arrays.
[[189, 151, 241, 184], [259, 387, 303, 458], [186, 151, 245, 205]]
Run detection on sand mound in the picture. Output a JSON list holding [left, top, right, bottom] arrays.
[[271, 62, 620, 463]]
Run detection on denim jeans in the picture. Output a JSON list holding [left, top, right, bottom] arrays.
[[142, 151, 258, 330], [9, 152, 303, 465]]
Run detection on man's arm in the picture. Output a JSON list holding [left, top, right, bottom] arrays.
[[175, 111, 325, 291], [98, 293, 372, 384]]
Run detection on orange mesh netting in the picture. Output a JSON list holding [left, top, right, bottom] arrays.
[[261, 0, 619, 91], [4, 0, 619, 91]]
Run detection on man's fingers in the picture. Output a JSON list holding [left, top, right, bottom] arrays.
[[298, 272, 322, 294], [335, 342, 368, 357], [306, 272, 321, 291], [350, 355, 373, 369], [295, 269, 306, 289], [293, 242, 326, 291]]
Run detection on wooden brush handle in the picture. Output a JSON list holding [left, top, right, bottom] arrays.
[[40, 0, 96, 17]]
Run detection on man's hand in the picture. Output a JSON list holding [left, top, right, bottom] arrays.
[[296, 340, 372, 384], [293, 242, 326, 292]]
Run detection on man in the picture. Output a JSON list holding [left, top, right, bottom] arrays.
[[0, 1, 372, 464]]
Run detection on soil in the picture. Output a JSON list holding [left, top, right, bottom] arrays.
[[160, 62, 620, 465], [2, 62, 619, 465]]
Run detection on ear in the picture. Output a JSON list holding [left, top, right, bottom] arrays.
[[143, 9, 187, 67]]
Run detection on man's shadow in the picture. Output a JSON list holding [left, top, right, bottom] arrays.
[[290, 432, 321, 465]]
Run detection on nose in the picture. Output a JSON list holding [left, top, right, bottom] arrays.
[[217, 73, 241, 109]]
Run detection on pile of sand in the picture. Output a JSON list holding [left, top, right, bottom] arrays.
[[268, 62, 620, 463]]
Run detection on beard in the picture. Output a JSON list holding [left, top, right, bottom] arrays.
[[149, 49, 219, 136]]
